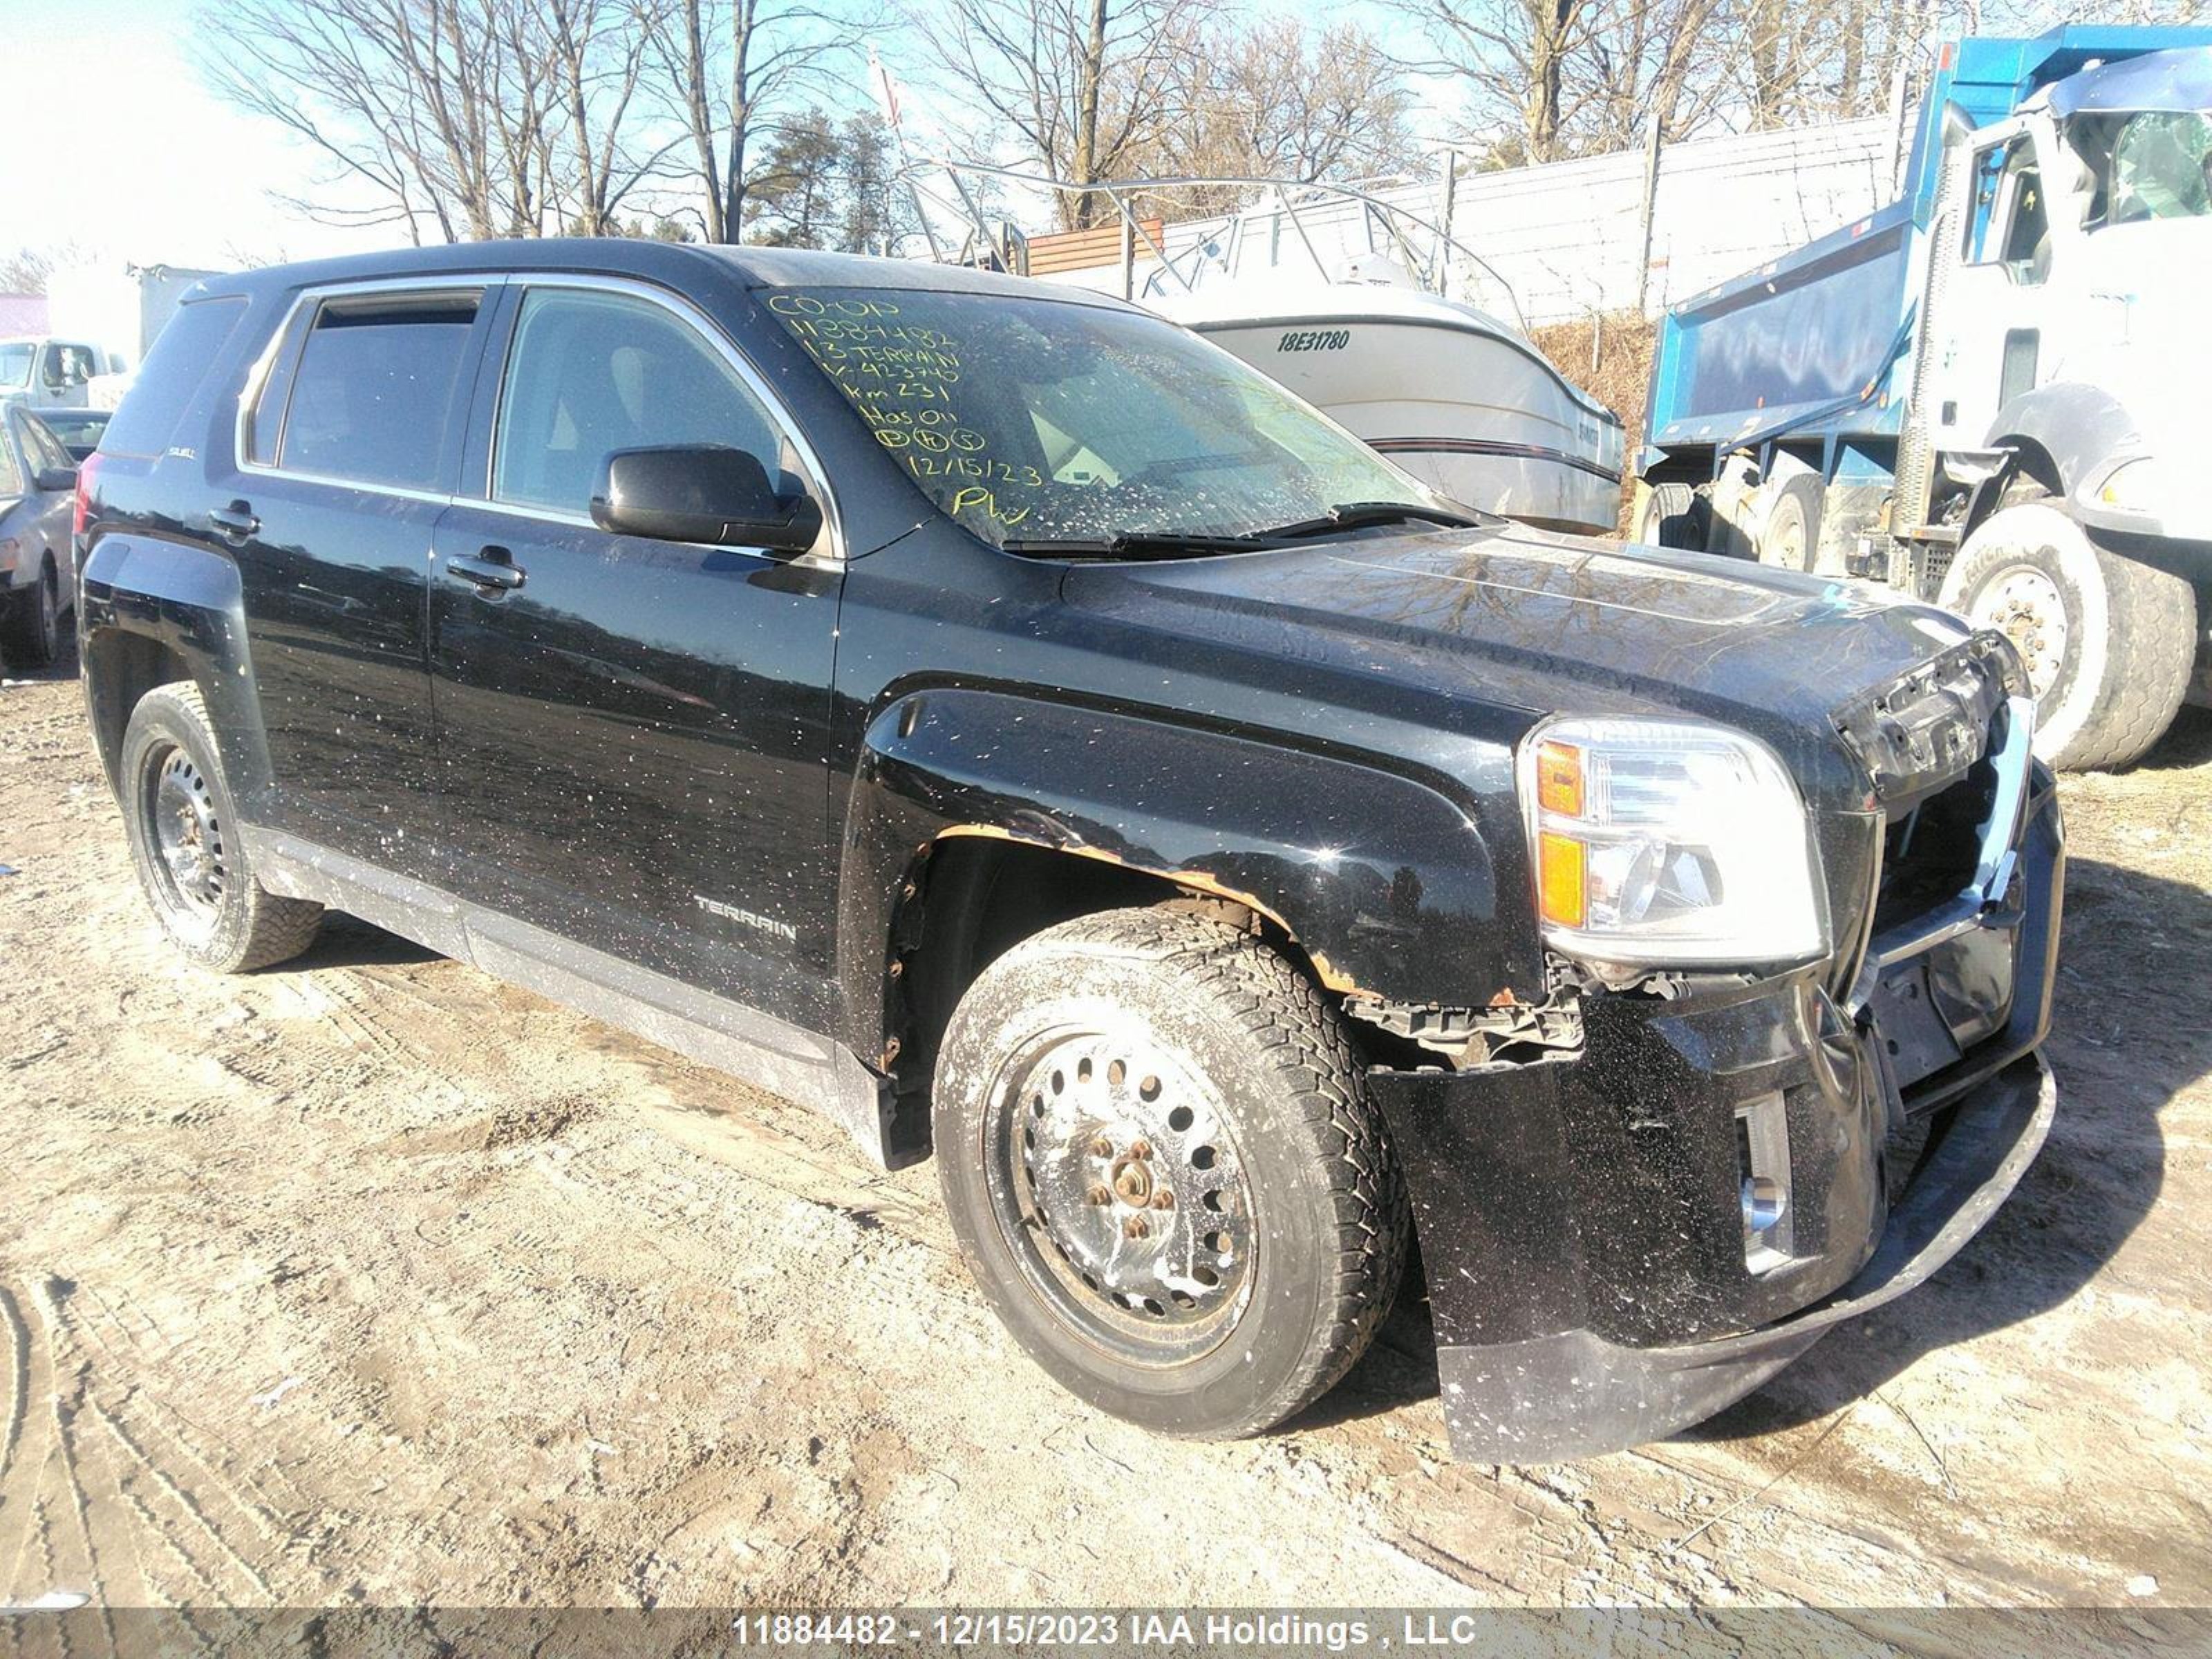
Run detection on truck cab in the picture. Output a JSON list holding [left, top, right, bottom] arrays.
[[0, 337, 107, 409], [1638, 29, 2212, 772]]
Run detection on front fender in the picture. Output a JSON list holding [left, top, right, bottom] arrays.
[[79, 533, 272, 805], [834, 686, 1539, 1062], [1985, 382, 2148, 527]]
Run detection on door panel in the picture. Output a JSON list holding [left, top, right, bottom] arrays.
[[231, 480, 447, 852], [1931, 128, 2057, 449], [225, 285, 492, 862], [429, 283, 843, 1027]]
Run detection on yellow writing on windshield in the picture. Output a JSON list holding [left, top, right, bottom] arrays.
[[769, 290, 1042, 525]]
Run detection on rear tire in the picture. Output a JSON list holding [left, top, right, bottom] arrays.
[[932, 906, 1408, 1439], [119, 682, 324, 972], [1, 561, 62, 668], [1759, 477, 1824, 574], [1939, 498, 2194, 770], [1635, 482, 1705, 550]]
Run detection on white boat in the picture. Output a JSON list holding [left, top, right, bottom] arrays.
[[1154, 272, 1626, 536], [894, 164, 1629, 536]]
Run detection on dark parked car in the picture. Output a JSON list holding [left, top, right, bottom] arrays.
[[77, 244, 2062, 1461], [2, 403, 78, 666], [30, 405, 110, 463]]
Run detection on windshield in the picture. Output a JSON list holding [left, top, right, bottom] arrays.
[[767, 285, 1446, 550], [2076, 110, 2212, 226], [0, 343, 31, 390]]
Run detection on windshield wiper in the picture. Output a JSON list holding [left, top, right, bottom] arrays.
[[1252, 501, 1485, 541], [997, 503, 1483, 560], [999, 531, 1269, 560]]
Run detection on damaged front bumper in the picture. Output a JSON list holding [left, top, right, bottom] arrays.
[[1371, 740, 2063, 1465]]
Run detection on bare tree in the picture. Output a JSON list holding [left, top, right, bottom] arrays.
[[205, 0, 670, 243], [1389, 0, 1595, 165], [1573, 0, 1732, 151], [644, 0, 866, 243], [894, 0, 1216, 228], [1137, 19, 1418, 187], [0, 246, 84, 297]]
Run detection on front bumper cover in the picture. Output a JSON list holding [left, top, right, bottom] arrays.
[[1429, 1054, 2052, 1463]]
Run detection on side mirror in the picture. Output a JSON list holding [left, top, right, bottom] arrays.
[[590, 444, 823, 555], [35, 465, 76, 493]]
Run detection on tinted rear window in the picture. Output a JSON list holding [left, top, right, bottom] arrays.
[[100, 297, 248, 458], [277, 296, 478, 490]]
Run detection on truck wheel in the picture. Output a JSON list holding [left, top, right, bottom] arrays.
[[1940, 500, 2195, 770], [932, 906, 1407, 1439], [1759, 477, 1823, 574], [119, 682, 324, 972], [1, 561, 62, 668], [1635, 482, 1705, 550]]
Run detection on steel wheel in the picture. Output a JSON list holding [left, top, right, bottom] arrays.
[[935, 906, 1407, 1440], [118, 682, 324, 972], [1969, 561, 2069, 700], [986, 1022, 1256, 1366], [144, 744, 229, 934]]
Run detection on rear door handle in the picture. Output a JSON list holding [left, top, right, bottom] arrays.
[[446, 546, 525, 592], [209, 500, 259, 541]]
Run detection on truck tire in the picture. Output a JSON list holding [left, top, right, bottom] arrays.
[[119, 682, 324, 972], [1759, 477, 1824, 574], [1, 559, 62, 669], [932, 906, 1408, 1439], [1635, 482, 1705, 550], [1940, 499, 2195, 770]]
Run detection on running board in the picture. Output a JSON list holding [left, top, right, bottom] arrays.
[[242, 827, 903, 1169]]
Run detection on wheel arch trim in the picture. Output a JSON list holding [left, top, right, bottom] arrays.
[[834, 685, 1535, 1069], [78, 533, 273, 803]]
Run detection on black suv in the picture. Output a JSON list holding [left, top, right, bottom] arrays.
[[77, 243, 2062, 1461]]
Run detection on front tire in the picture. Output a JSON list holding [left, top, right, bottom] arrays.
[[1939, 498, 2194, 770], [932, 907, 1407, 1439], [119, 682, 324, 973]]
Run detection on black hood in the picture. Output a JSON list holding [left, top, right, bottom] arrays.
[[1061, 522, 1978, 799]]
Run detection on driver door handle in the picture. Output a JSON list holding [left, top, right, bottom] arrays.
[[208, 500, 259, 541], [447, 545, 525, 592]]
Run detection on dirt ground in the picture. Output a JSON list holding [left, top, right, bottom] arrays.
[[2, 637, 2208, 1620]]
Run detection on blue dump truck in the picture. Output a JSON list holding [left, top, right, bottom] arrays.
[[1635, 26, 2212, 769]]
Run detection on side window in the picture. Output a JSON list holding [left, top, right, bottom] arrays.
[[1962, 142, 2014, 262], [276, 292, 480, 490], [102, 297, 247, 459], [491, 287, 791, 517], [1962, 138, 2047, 281], [23, 415, 71, 474]]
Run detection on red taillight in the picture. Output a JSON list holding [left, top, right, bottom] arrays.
[[74, 452, 102, 540]]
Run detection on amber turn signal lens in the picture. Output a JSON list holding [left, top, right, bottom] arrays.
[[1535, 740, 1584, 817], [1537, 832, 1588, 929]]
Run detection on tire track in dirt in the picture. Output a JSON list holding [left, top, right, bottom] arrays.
[[0, 1277, 57, 1604], [26, 1281, 118, 1655], [0, 1286, 27, 1493], [87, 1400, 279, 1602]]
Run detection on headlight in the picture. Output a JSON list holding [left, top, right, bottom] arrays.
[[1518, 717, 1829, 969], [2095, 456, 2162, 517]]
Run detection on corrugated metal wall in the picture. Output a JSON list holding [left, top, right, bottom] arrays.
[[1037, 115, 1905, 328]]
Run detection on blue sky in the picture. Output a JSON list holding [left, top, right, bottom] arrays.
[[7, 0, 1419, 270], [6, 0, 379, 268]]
